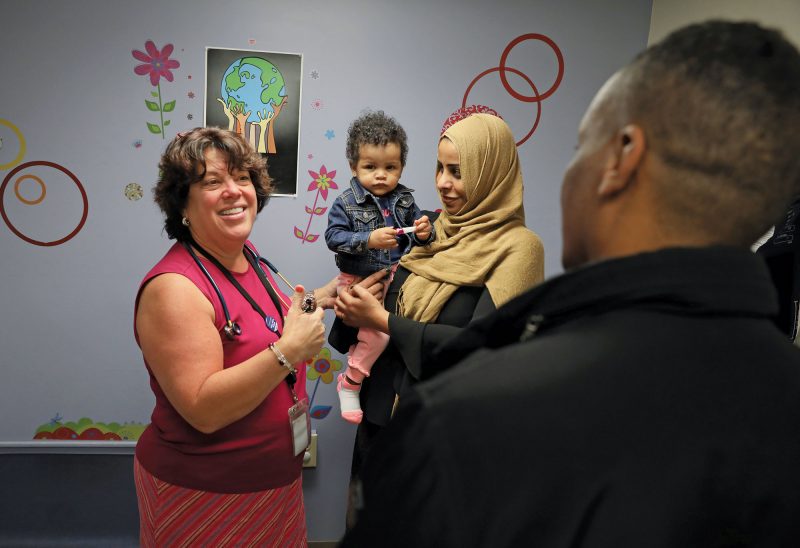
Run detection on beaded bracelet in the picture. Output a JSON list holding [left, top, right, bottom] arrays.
[[268, 343, 297, 375]]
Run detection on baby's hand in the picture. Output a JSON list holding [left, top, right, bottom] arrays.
[[368, 227, 400, 249], [414, 215, 432, 241]]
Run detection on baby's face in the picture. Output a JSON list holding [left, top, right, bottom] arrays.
[[351, 143, 403, 196]]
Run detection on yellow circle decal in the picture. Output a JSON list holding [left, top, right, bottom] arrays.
[[0, 119, 26, 170]]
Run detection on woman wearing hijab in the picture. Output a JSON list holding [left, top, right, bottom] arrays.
[[331, 112, 544, 524]]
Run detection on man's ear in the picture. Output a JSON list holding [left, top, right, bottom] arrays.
[[597, 124, 646, 198]]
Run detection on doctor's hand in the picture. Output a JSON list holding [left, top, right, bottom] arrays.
[[277, 285, 326, 364]]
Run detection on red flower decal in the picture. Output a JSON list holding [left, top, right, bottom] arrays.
[[133, 40, 180, 86]]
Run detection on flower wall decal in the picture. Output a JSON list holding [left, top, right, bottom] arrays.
[[295, 165, 337, 244], [305, 347, 342, 420], [132, 40, 180, 138], [34, 416, 147, 441]]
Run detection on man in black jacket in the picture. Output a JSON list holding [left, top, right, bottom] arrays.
[[342, 21, 800, 547]]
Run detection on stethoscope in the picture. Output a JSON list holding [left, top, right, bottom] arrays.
[[183, 241, 295, 340]]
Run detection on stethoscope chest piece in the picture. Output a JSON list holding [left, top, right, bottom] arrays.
[[223, 321, 242, 340], [184, 240, 290, 342]]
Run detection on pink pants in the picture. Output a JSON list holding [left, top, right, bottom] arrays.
[[338, 265, 396, 380]]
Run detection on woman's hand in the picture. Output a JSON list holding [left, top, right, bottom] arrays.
[[315, 269, 387, 310], [357, 268, 389, 300], [335, 281, 391, 334], [277, 285, 326, 364]]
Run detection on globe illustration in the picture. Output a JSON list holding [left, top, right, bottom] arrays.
[[221, 57, 287, 124]]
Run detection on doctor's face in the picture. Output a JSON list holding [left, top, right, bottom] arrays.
[[183, 148, 258, 251]]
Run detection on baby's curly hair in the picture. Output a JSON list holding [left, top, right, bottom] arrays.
[[153, 127, 272, 242], [346, 110, 408, 167]]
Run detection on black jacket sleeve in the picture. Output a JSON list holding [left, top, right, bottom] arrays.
[[388, 287, 496, 380], [328, 316, 358, 354]]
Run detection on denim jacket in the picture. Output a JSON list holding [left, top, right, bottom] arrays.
[[325, 177, 434, 277]]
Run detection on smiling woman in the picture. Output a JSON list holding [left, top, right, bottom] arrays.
[[181, 149, 260, 258], [132, 127, 364, 546], [435, 137, 466, 214], [330, 113, 546, 528]]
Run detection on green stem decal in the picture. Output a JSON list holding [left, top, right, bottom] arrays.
[[157, 82, 165, 139]]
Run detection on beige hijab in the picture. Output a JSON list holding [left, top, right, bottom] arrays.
[[397, 113, 544, 322]]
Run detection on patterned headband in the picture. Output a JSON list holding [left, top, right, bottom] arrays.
[[441, 105, 502, 135]]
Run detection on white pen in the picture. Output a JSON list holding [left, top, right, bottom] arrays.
[[395, 225, 417, 235]]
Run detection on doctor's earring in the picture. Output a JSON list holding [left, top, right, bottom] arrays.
[[182, 217, 190, 226]]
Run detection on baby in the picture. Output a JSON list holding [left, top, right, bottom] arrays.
[[325, 110, 433, 423]]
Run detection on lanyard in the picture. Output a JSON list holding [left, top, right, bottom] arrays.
[[187, 239, 297, 388]]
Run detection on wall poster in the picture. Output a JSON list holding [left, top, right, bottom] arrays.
[[205, 47, 302, 196]]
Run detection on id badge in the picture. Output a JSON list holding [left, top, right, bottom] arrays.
[[288, 398, 311, 456]]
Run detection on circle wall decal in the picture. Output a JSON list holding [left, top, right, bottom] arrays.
[[1, 161, 89, 247], [451, 33, 565, 147], [0, 119, 27, 170], [14, 174, 46, 205]]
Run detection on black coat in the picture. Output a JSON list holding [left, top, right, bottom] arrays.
[[757, 196, 800, 340], [343, 247, 800, 547]]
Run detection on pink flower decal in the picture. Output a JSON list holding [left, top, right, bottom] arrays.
[[295, 164, 338, 244], [132, 40, 180, 139], [132, 40, 180, 86], [307, 165, 338, 200]]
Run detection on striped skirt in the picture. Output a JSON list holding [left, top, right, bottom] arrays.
[[134, 456, 307, 547]]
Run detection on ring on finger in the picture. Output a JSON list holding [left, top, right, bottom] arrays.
[[301, 292, 317, 313]]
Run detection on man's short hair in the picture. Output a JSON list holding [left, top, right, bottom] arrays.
[[620, 21, 800, 245]]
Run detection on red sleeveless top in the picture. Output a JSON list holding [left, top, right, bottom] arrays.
[[134, 242, 307, 493]]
